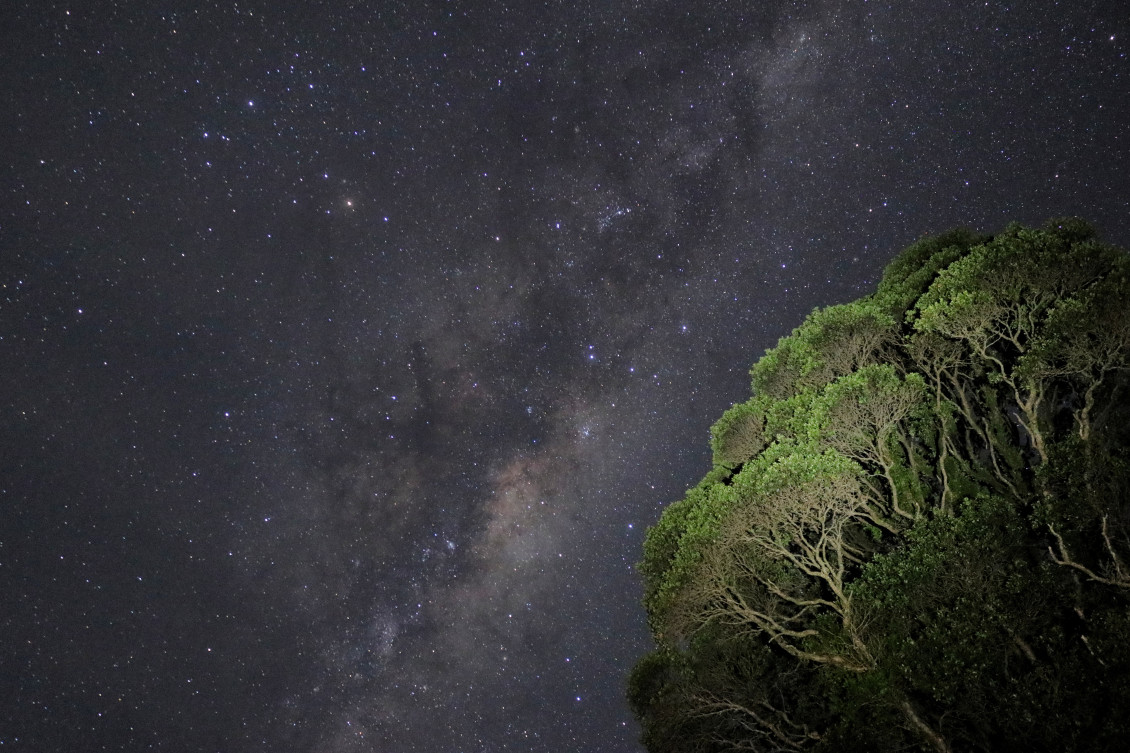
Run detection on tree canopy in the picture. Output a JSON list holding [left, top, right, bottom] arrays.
[[629, 219, 1130, 752]]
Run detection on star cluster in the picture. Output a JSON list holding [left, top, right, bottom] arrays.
[[2, 1, 1128, 751]]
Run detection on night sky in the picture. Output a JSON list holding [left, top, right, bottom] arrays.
[[2, 1, 1128, 751]]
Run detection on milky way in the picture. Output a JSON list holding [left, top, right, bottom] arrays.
[[3, 1, 1128, 751]]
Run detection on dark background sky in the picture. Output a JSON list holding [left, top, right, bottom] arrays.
[[2, 1, 1127, 751]]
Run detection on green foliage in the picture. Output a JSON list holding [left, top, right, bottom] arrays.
[[751, 300, 898, 399], [874, 227, 985, 317], [853, 495, 1034, 702], [709, 396, 768, 467], [630, 220, 1130, 752], [640, 479, 739, 635]]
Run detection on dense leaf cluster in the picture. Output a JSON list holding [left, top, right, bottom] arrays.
[[629, 220, 1130, 752]]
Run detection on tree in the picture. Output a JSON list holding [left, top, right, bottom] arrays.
[[694, 446, 874, 671], [910, 221, 1121, 462], [807, 366, 928, 519], [1019, 260, 1130, 441], [711, 398, 770, 468], [630, 220, 1130, 753], [751, 301, 898, 401]]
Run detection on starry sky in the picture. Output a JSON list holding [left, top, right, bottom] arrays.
[[2, 1, 1128, 751]]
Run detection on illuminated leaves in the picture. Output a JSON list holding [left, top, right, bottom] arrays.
[[633, 220, 1130, 752]]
